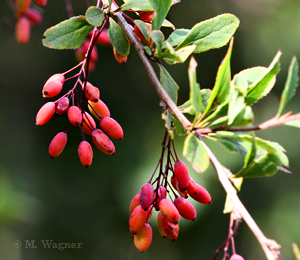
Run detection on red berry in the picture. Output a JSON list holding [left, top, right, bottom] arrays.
[[78, 141, 93, 167], [134, 24, 151, 43], [36, 102, 55, 125], [170, 175, 188, 198], [138, 11, 156, 22], [140, 183, 154, 210], [157, 211, 167, 238], [48, 132, 67, 158], [42, 80, 63, 98], [113, 47, 127, 65], [83, 82, 100, 102], [173, 197, 197, 221], [92, 129, 115, 155], [187, 178, 211, 204], [82, 112, 96, 136], [129, 205, 147, 234], [24, 8, 43, 25], [15, 17, 31, 44], [55, 97, 69, 115], [45, 73, 65, 85], [174, 161, 190, 189], [88, 99, 110, 119], [161, 215, 179, 241], [229, 254, 244, 260], [153, 185, 167, 210], [133, 223, 152, 252], [99, 117, 124, 140], [159, 198, 180, 224], [129, 193, 141, 214], [67, 106, 82, 126], [16, 0, 31, 13], [33, 0, 47, 6], [96, 29, 112, 46]]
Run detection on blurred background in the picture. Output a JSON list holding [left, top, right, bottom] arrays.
[[1, 0, 300, 259]]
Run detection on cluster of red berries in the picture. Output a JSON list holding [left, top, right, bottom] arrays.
[[13, 0, 46, 44], [128, 131, 211, 252], [36, 71, 123, 167]]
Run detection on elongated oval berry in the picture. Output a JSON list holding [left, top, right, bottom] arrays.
[[187, 178, 211, 204], [48, 132, 67, 158], [133, 223, 152, 252], [138, 11, 156, 22], [78, 141, 93, 167], [83, 82, 100, 102], [161, 215, 179, 241], [129, 193, 141, 214], [68, 106, 82, 126], [88, 99, 110, 119], [33, 0, 47, 6], [113, 48, 127, 64], [173, 197, 197, 221], [157, 211, 167, 238], [159, 198, 180, 224], [42, 80, 63, 98], [129, 205, 147, 234], [36, 102, 55, 125], [15, 17, 31, 44], [229, 254, 244, 260], [96, 29, 112, 46], [170, 176, 188, 198], [99, 117, 124, 140], [140, 183, 154, 210], [45, 73, 65, 85], [134, 24, 151, 43], [174, 160, 190, 190], [82, 112, 96, 136], [153, 185, 167, 210], [55, 97, 69, 115], [24, 8, 43, 25], [16, 0, 31, 13], [92, 129, 115, 155]]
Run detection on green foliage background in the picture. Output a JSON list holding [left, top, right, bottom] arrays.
[[0, 0, 300, 259]]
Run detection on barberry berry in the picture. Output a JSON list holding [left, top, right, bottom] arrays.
[[16, 0, 31, 13], [99, 117, 124, 140], [92, 129, 115, 155], [133, 223, 152, 252], [229, 254, 244, 260], [67, 106, 82, 126], [173, 197, 197, 221], [36, 101, 55, 125], [140, 183, 154, 210], [173, 160, 190, 189], [138, 11, 156, 22], [15, 17, 31, 44], [159, 198, 180, 224], [187, 178, 212, 204], [42, 80, 63, 98], [161, 215, 179, 241], [129, 205, 148, 234], [55, 97, 69, 115], [88, 99, 110, 118], [48, 132, 67, 158], [78, 141, 93, 167]]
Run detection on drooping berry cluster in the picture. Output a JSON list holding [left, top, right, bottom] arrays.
[[36, 64, 123, 167], [10, 0, 46, 44], [128, 130, 211, 252]]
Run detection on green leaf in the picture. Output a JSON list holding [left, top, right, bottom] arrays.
[[183, 134, 210, 173], [164, 29, 190, 48], [199, 38, 233, 120], [188, 57, 203, 115], [108, 18, 130, 56], [149, 0, 173, 30], [171, 115, 186, 136], [119, 0, 153, 11], [199, 101, 229, 127], [161, 43, 196, 65], [85, 6, 105, 27], [158, 64, 179, 103], [276, 56, 299, 117], [176, 14, 239, 53], [245, 51, 281, 106], [148, 30, 164, 56], [134, 20, 151, 43], [42, 16, 94, 49]]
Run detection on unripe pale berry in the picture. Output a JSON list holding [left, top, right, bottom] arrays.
[[157, 211, 167, 238], [15, 17, 31, 44], [42, 80, 63, 98], [92, 129, 115, 155], [68, 106, 82, 126], [36, 101, 55, 125], [140, 183, 154, 210], [187, 178, 212, 204], [33, 0, 47, 6], [133, 223, 152, 252], [88, 99, 110, 119], [138, 11, 156, 22], [55, 97, 69, 115], [78, 141, 93, 167], [48, 132, 67, 158], [16, 0, 31, 13], [99, 117, 124, 140], [83, 82, 100, 102], [129, 205, 147, 234], [161, 215, 179, 241], [129, 193, 141, 214], [174, 160, 190, 189], [159, 198, 180, 224], [82, 112, 96, 136], [113, 48, 127, 65], [229, 254, 244, 260], [173, 197, 197, 221]]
